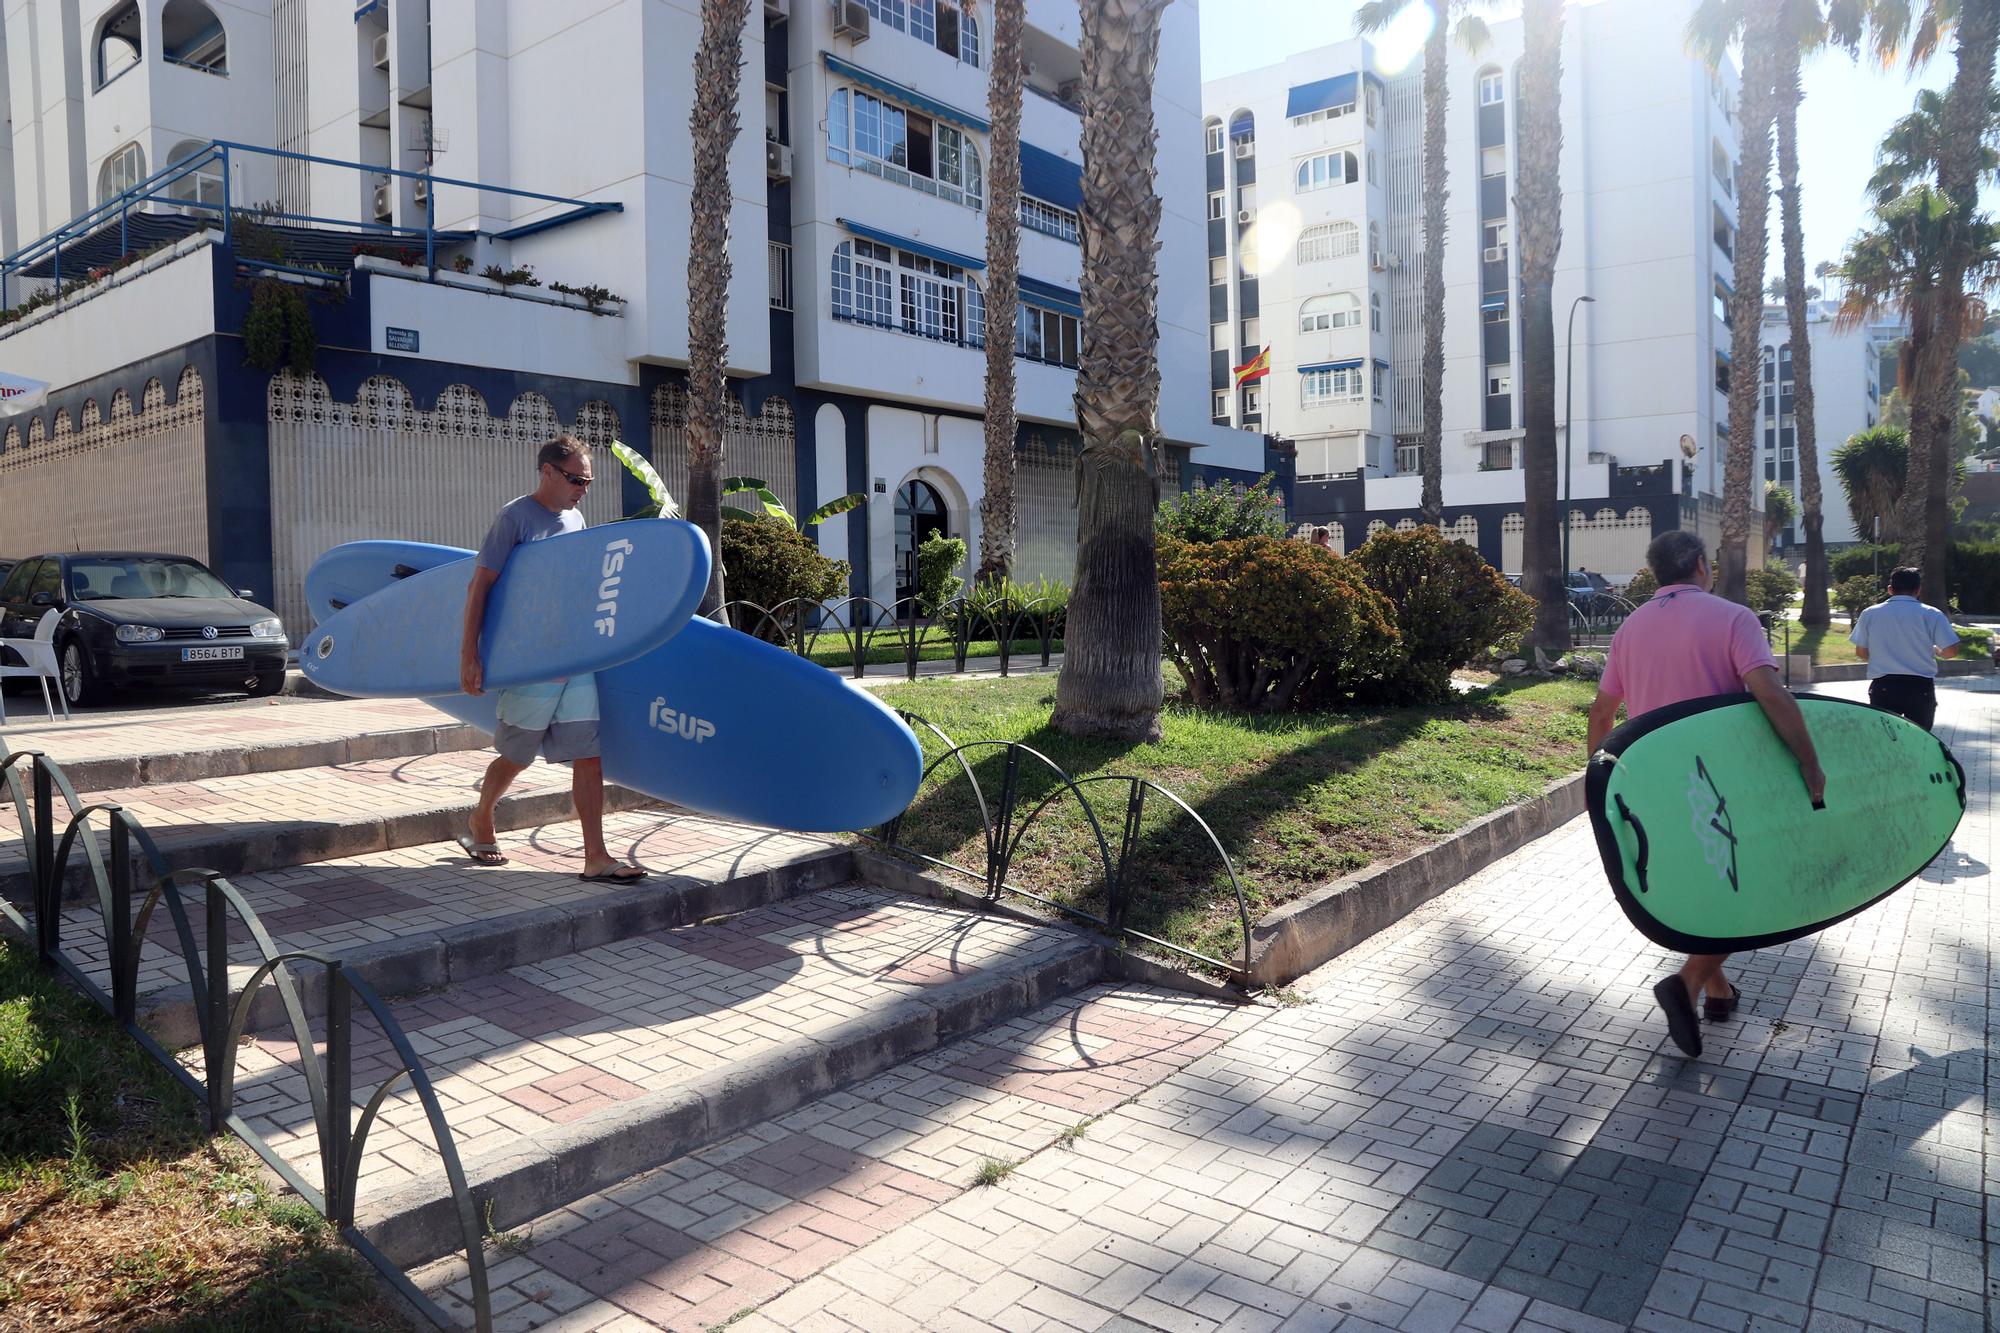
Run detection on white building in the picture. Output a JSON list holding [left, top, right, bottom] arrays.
[[1757, 299, 1878, 550], [0, 0, 1262, 640], [1201, 0, 1753, 582]]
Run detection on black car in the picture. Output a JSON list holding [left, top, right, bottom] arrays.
[[0, 552, 287, 705]]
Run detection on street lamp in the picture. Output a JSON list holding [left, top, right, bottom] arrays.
[[1561, 293, 1597, 581]]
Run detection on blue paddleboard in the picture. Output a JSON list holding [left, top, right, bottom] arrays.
[[304, 540, 923, 832], [301, 522, 709, 698]]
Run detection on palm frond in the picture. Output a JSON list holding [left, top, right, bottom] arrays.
[[609, 439, 679, 517], [803, 491, 868, 526], [1684, 0, 1743, 68], [1455, 13, 1493, 56]]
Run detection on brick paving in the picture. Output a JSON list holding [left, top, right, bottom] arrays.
[[0, 695, 454, 771], [409, 678, 1995, 1330]]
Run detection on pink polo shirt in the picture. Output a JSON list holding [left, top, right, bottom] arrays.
[[1600, 584, 1777, 720]]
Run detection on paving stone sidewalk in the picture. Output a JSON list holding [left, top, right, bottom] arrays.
[[416, 679, 1993, 1331], [0, 695, 455, 771]]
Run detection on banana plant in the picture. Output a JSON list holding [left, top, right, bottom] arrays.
[[720, 476, 867, 530], [611, 440, 681, 520]]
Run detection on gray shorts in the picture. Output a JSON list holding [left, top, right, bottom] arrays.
[[493, 718, 601, 766]]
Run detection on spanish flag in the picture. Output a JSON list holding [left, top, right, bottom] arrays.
[[1232, 346, 1271, 386]]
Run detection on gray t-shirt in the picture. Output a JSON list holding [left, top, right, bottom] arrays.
[[475, 494, 583, 571]]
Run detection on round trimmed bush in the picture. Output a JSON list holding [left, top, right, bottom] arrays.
[[720, 512, 850, 639], [1350, 526, 1534, 703]]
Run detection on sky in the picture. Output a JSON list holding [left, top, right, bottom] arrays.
[[1197, 0, 1961, 289]]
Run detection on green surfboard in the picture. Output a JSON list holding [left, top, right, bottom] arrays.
[[1586, 693, 1964, 954]]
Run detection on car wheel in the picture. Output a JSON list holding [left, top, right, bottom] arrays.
[[248, 669, 285, 698], [59, 638, 99, 708]]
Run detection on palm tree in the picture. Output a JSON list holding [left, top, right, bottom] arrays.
[[1814, 258, 1838, 300], [976, 0, 1026, 584], [1830, 424, 1910, 543], [1764, 481, 1798, 553], [1051, 0, 1174, 741], [1866, 87, 2000, 204], [684, 0, 754, 615], [1690, 0, 1783, 607], [1354, 1, 1491, 528], [1515, 0, 1568, 652], [1867, 0, 2000, 607], [1773, 1, 1829, 626]]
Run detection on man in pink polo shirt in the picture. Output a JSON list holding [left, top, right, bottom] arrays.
[[1587, 530, 1825, 1059]]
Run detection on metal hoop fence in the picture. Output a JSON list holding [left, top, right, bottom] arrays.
[[708, 593, 1067, 681]]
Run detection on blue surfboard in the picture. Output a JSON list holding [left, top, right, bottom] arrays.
[[305, 540, 923, 832], [300, 521, 709, 698]]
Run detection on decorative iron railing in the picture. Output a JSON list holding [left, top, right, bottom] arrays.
[[0, 747, 491, 1332], [710, 593, 1067, 682]]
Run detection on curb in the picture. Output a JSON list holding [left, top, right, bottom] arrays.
[[1806, 659, 1993, 684], [1244, 772, 1587, 987], [36, 719, 487, 794], [136, 847, 857, 1049], [6, 781, 662, 907], [357, 935, 1109, 1268]]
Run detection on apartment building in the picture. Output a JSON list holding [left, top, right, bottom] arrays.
[[1758, 299, 1880, 551], [0, 0, 1266, 640]]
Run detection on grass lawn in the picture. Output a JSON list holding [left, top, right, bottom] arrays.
[[868, 673, 1595, 969], [0, 938, 410, 1331], [1776, 616, 1992, 667], [802, 631, 1063, 671]]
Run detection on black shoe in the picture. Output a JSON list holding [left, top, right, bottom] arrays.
[[1652, 975, 1703, 1058], [1702, 984, 1741, 1023]]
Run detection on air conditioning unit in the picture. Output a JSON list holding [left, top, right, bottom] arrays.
[[765, 140, 793, 180], [372, 182, 392, 221], [1057, 79, 1082, 105], [832, 0, 869, 40], [1483, 245, 1507, 263], [1233, 140, 1255, 158], [372, 33, 390, 71], [1236, 208, 1254, 225], [412, 177, 429, 206]]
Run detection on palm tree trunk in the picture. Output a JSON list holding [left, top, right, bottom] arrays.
[[1418, 19, 1448, 527], [1515, 0, 1567, 652], [1052, 0, 1172, 742], [1774, 32, 1827, 625], [684, 0, 753, 616], [1721, 1, 1781, 607], [977, 0, 1026, 585]]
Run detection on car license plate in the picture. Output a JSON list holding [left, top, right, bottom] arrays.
[[182, 645, 243, 662]]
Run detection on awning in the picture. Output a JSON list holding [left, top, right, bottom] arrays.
[[1286, 74, 1357, 119], [1229, 112, 1255, 137], [1480, 295, 1507, 311], [824, 54, 991, 135], [353, 0, 383, 17], [1020, 275, 1083, 317], [1715, 273, 1735, 293], [837, 218, 984, 272], [1299, 358, 1363, 374], [1021, 143, 1081, 214], [1718, 348, 1733, 363], [1373, 359, 1389, 369]]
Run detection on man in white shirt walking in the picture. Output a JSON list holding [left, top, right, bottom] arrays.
[[1850, 567, 1959, 732]]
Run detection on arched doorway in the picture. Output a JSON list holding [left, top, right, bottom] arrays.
[[895, 479, 948, 612]]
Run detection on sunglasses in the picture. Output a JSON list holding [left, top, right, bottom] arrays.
[[549, 463, 593, 487]]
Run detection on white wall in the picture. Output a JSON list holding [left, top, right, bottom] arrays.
[[0, 237, 214, 387]]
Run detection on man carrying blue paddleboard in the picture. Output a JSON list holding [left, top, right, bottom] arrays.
[[456, 436, 647, 885], [1585, 531, 1824, 1059], [1850, 566, 1959, 733]]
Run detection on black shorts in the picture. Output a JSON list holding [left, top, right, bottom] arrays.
[[1868, 674, 1937, 732]]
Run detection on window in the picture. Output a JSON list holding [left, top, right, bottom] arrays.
[[1371, 292, 1382, 332], [1487, 371, 1512, 397], [1205, 122, 1224, 154], [1715, 353, 1730, 394], [1366, 150, 1377, 183], [164, 139, 224, 214], [1482, 440, 1513, 470], [1481, 145, 1506, 178], [1291, 101, 1355, 127], [936, 124, 983, 205], [908, 0, 936, 46], [1208, 192, 1226, 220], [1299, 293, 1362, 332], [1294, 151, 1359, 193], [161, 0, 226, 73], [1368, 221, 1380, 261], [1212, 322, 1230, 351], [1213, 390, 1230, 419], [1366, 82, 1381, 126], [1482, 221, 1509, 256], [1018, 305, 1080, 367], [97, 142, 146, 205], [767, 85, 789, 145], [1479, 71, 1504, 105], [1236, 183, 1256, 212], [831, 239, 895, 326], [828, 86, 982, 208], [900, 259, 962, 343], [966, 278, 985, 346], [1372, 366, 1384, 402], [1240, 317, 1261, 348], [96, 2, 141, 88], [1243, 386, 1263, 416], [1020, 196, 1079, 243], [1395, 443, 1419, 473], [768, 240, 792, 310], [1297, 221, 1359, 263], [959, 13, 980, 66], [1302, 366, 1364, 405]]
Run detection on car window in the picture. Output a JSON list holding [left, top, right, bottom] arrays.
[[68, 557, 234, 600], [0, 560, 37, 602], [28, 560, 61, 600]]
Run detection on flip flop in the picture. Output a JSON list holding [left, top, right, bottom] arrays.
[[1652, 975, 1703, 1058], [455, 833, 508, 867], [579, 865, 648, 884]]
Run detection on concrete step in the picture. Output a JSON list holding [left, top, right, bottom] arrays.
[[0, 697, 485, 792], [190, 883, 1112, 1270], [0, 747, 658, 906]]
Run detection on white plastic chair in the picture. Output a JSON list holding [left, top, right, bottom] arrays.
[[0, 610, 69, 723]]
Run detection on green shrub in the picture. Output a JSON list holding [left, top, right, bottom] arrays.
[[1833, 573, 1887, 619], [1744, 566, 1799, 616], [1830, 544, 1901, 583], [1158, 535, 1399, 712], [1156, 473, 1289, 543], [947, 574, 1068, 639], [914, 530, 967, 615], [1623, 568, 1659, 603], [1952, 539, 2000, 614], [1350, 527, 1533, 703], [720, 512, 850, 637]]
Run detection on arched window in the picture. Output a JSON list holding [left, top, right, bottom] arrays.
[[1299, 293, 1362, 332], [1366, 149, 1377, 183], [96, 3, 141, 88], [830, 239, 894, 326], [1294, 151, 1358, 193], [1477, 66, 1505, 107], [97, 142, 146, 205], [960, 12, 980, 66], [1204, 118, 1224, 155], [895, 479, 949, 611], [1368, 221, 1380, 261], [161, 0, 226, 73], [164, 140, 224, 214], [1297, 221, 1359, 263], [1371, 291, 1382, 332]]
